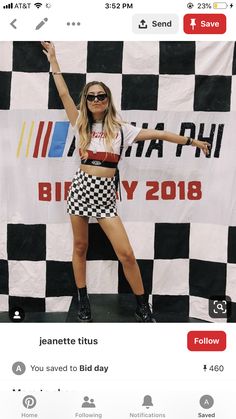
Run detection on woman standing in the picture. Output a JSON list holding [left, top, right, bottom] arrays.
[[41, 42, 210, 323]]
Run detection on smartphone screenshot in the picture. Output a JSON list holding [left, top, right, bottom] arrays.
[[0, 0, 236, 417]]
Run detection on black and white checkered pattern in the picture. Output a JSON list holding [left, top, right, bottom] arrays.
[[1, 221, 236, 322], [1, 41, 236, 322], [0, 41, 235, 111], [67, 169, 117, 218]]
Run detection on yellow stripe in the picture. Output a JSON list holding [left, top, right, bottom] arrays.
[[25, 121, 35, 157], [16, 121, 26, 158]]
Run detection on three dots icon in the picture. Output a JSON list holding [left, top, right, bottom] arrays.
[[67, 21, 81, 26]]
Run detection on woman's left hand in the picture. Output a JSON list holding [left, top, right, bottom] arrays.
[[192, 139, 211, 156]]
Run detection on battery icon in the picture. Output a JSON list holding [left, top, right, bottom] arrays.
[[213, 2, 228, 8]]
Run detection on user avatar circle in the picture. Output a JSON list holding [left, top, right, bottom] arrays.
[[12, 361, 26, 375], [9, 306, 25, 322], [200, 395, 214, 409]]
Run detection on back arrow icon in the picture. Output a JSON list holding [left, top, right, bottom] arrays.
[[10, 19, 17, 29]]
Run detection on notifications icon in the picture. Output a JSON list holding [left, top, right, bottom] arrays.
[[142, 395, 153, 409]]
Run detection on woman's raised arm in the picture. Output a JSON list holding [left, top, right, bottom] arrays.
[[41, 41, 78, 126]]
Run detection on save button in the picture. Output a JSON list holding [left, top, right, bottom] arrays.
[[184, 14, 226, 34]]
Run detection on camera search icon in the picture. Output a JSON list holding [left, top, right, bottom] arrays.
[[209, 296, 231, 318]]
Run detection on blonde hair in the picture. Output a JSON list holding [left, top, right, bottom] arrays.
[[76, 81, 122, 157]]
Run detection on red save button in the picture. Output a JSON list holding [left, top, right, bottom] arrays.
[[184, 14, 226, 34], [187, 331, 226, 351]]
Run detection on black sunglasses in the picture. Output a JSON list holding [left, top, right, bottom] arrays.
[[86, 93, 107, 102]]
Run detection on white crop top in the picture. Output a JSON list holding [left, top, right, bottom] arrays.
[[72, 113, 142, 168]]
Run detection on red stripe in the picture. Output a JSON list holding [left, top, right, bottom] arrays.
[[79, 149, 119, 162], [41, 121, 53, 157], [33, 121, 44, 158]]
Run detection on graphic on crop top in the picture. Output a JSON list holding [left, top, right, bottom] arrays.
[[72, 114, 142, 167]]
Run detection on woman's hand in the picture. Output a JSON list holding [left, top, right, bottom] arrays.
[[41, 41, 56, 63], [192, 139, 211, 156]]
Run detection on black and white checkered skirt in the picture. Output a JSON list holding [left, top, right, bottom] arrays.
[[67, 169, 117, 218]]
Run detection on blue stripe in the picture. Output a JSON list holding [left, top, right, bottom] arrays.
[[48, 121, 70, 157]]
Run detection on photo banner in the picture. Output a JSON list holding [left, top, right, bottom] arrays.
[[0, 41, 236, 320]]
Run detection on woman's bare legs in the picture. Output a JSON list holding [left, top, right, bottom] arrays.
[[98, 216, 155, 322], [70, 215, 89, 288], [97, 216, 144, 295], [70, 215, 91, 321], [70, 214, 154, 322], [70, 214, 144, 294]]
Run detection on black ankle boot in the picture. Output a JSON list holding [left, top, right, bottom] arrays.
[[78, 296, 92, 322], [135, 294, 156, 323], [77, 287, 92, 322]]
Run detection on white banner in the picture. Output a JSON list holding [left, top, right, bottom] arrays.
[[1, 109, 235, 225]]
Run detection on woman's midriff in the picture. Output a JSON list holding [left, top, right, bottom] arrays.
[[80, 164, 116, 178]]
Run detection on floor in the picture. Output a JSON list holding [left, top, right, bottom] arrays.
[[0, 294, 208, 323]]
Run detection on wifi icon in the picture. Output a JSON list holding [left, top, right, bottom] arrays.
[[34, 2, 42, 8]]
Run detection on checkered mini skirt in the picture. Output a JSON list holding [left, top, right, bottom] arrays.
[[67, 169, 118, 218]]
